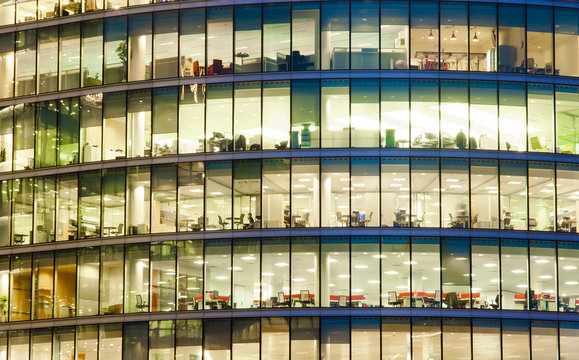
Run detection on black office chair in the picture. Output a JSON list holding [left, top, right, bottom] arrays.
[[445, 292, 459, 309], [136, 294, 148, 311], [234, 214, 245, 229], [218, 215, 229, 229]]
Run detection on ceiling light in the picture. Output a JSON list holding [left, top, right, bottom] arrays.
[[473, 33, 479, 42], [511, 269, 525, 274], [428, 30, 434, 39], [451, 30, 456, 40]]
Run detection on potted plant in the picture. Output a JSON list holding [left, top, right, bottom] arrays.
[[0, 295, 8, 321]]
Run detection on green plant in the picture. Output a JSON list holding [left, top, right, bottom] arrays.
[[0, 295, 7, 318], [115, 40, 128, 70]]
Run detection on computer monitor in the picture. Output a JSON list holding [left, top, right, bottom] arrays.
[[338, 295, 347, 307], [278, 292, 285, 303], [359, 213, 365, 221], [388, 291, 397, 304], [434, 290, 441, 302], [300, 290, 310, 301], [570, 298, 576, 310]]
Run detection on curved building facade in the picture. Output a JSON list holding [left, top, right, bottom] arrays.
[[0, 0, 579, 359]]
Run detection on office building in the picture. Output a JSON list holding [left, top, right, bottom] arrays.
[[0, 0, 578, 358]]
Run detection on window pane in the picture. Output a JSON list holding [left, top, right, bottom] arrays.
[[555, 8, 579, 77], [321, 157, 349, 227], [321, 237, 349, 307], [260, 159, 289, 228], [292, 2, 320, 71], [232, 239, 260, 308], [58, 97, 80, 166], [529, 241, 556, 312], [153, 11, 178, 79], [124, 243, 149, 313], [321, 1, 349, 70], [411, 158, 440, 227], [291, 158, 319, 228], [180, 9, 205, 77], [351, 0, 378, 70], [470, 80, 498, 150], [351, 157, 379, 226], [0, 181, 10, 247], [10, 254, 31, 321], [382, 237, 410, 307], [232, 318, 259, 359], [381, 157, 409, 227], [441, 238, 470, 308], [207, 7, 233, 75], [440, 80, 468, 149], [498, 4, 525, 73], [382, 317, 410, 359], [528, 84, 554, 152], [77, 247, 99, 316], [560, 322, 579, 359], [123, 323, 148, 360], [204, 319, 231, 360], [321, 317, 349, 359], [35, 101, 58, 168], [500, 160, 527, 230], [205, 161, 232, 230], [12, 178, 34, 246], [9, 330, 29, 360], [126, 166, 151, 235], [79, 171, 101, 239], [233, 160, 261, 229], [204, 239, 232, 310], [60, 23, 81, 90], [558, 242, 579, 312], [291, 317, 319, 359], [263, 3, 290, 72], [152, 87, 178, 156], [410, 1, 438, 70], [206, 84, 233, 153], [443, 318, 471, 359], [32, 328, 52, 359], [557, 163, 579, 233], [412, 317, 441, 360], [54, 250, 76, 318], [99, 246, 124, 312], [80, 93, 102, 162], [234, 82, 261, 151], [104, 17, 127, 84], [13, 103, 34, 170], [261, 238, 289, 307], [38, 27, 58, 94], [263, 81, 290, 150], [472, 239, 500, 309], [291, 237, 319, 308], [76, 325, 97, 360], [469, 3, 497, 72], [411, 79, 439, 148], [150, 242, 176, 312], [176, 320, 202, 359], [33, 176, 56, 244], [351, 237, 379, 307], [128, 14, 152, 81], [473, 318, 500, 360], [441, 158, 469, 228], [127, 89, 152, 158], [556, 85, 579, 154], [291, 80, 320, 149], [177, 162, 204, 232], [234, 5, 261, 73], [149, 320, 174, 360], [0, 2, 14, 27], [56, 174, 78, 241], [102, 168, 125, 237], [179, 85, 205, 154], [103, 92, 126, 160], [261, 317, 289, 359], [351, 79, 379, 147], [380, 0, 408, 70], [502, 319, 530, 359], [411, 237, 440, 307], [99, 324, 122, 360], [499, 82, 526, 151], [501, 239, 529, 310], [381, 79, 409, 148], [528, 162, 555, 231], [527, 6, 553, 75], [15, 30, 36, 96], [0, 34, 14, 98], [440, 2, 467, 71], [176, 240, 203, 310], [32, 252, 53, 320]]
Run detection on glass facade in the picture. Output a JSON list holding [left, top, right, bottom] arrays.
[[2, 0, 579, 358]]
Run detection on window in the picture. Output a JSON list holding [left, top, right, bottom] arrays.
[[472, 319, 500, 359], [502, 320, 530, 359], [471, 239, 500, 309], [102, 168, 125, 237], [56, 174, 78, 241], [380, 0, 408, 70], [443, 318, 471, 358], [234, 5, 261, 73], [205, 161, 232, 230], [528, 162, 555, 231], [352, 79, 379, 147], [528, 84, 554, 152], [38, 27, 58, 94], [262, 159, 290, 229], [180, 9, 205, 78], [206, 84, 232, 153], [411, 158, 440, 227], [291, 237, 319, 308], [79, 171, 101, 239], [321, 158, 349, 227], [321, 237, 349, 307], [126, 166, 151, 235], [291, 158, 319, 228], [321, 1, 349, 70], [441, 238, 470, 307], [261, 318, 289, 359], [532, 321, 558, 359], [351, 0, 379, 70], [152, 87, 178, 156], [150, 242, 176, 312], [440, 2, 467, 71], [153, 11, 178, 79], [440, 80, 468, 149], [33, 176, 55, 244], [204, 239, 232, 310], [411, 80, 439, 148], [149, 320, 174, 360], [60, 23, 81, 90], [177, 162, 204, 232], [382, 317, 410, 359], [179, 85, 205, 154], [232, 239, 260, 308], [124, 244, 150, 313], [261, 238, 289, 307], [263, 3, 290, 72], [0, 34, 14, 98], [13, 103, 34, 171], [35, 101, 58, 168], [555, 8, 579, 77], [321, 317, 350, 359], [527, 6, 553, 75], [351, 157, 379, 226], [292, 2, 320, 71], [500, 160, 527, 230], [104, 17, 127, 84], [441, 158, 469, 228], [77, 247, 99, 316], [556, 85, 579, 154], [80, 94, 102, 163], [469, 3, 497, 72], [233, 160, 261, 229], [232, 318, 259, 358], [127, 89, 152, 158], [499, 82, 526, 151], [410, 1, 438, 70], [233, 82, 261, 151], [412, 318, 441, 360], [207, 7, 233, 75], [292, 80, 320, 149], [58, 97, 80, 166], [381, 157, 410, 227], [411, 237, 440, 307], [54, 250, 76, 318], [12, 178, 33, 246], [263, 81, 290, 150], [498, 4, 525, 73], [128, 14, 152, 82], [382, 237, 410, 307], [470, 81, 498, 150], [291, 317, 319, 358], [103, 92, 126, 160], [351, 237, 380, 307], [381, 79, 409, 148], [176, 320, 202, 359], [501, 240, 529, 310], [32, 252, 53, 320], [557, 163, 579, 233], [529, 241, 556, 312], [151, 165, 176, 234], [176, 240, 203, 311]]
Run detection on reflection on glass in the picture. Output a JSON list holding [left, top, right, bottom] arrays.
[[410, 1, 438, 70], [498, 4, 525, 73], [501, 240, 529, 310], [411, 158, 439, 227], [469, 3, 497, 72], [263, 3, 290, 72], [440, 2, 467, 71], [321, 1, 349, 71], [499, 82, 526, 151], [500, 160, 527, 230], [205, 161, 232, 230], [291, 158, 319, 228]]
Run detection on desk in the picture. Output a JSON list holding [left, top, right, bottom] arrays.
[[103, 226, 117, 236], [291, 293, 315, 307], [538, 298, 556, 311]]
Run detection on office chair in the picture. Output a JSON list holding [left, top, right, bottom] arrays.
[[136, 294, 148, 311], [234, 214, 244, 229], [218, 215, 229, 229], [445, 292, 459, 309]]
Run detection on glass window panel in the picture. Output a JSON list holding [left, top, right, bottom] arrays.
[[499, 82, 526, 151], [322, 80, 349, 148], [234, 5, 261, 73], [99, 323, 122, 360], [321, 237, 349, 307], [177, 162, 204, 232], [76, 325, 97, 360], [150, 242, 176, 312], [9, 330, 29, 360], [411, 79, 439, 148], [124, 243, 149, 313], [0, 34, 14, 99], [128, 14, 152, 81], [558, 242, 579, 312], [261, 238, 289, 308], [32, 252, 53, 320], [153, 11, 178, 79], [123, 323, 147, 360], [104, 17, 127, 84], [471, 238, 500, 309], [77, 247, 99, 317], [14, 30, 35, 96], [382, 317, 410, 359], [351, 157, 379, 226], [498, 4, 525, 73], [555, 8, 579, 77], [103, 91, 126, 160], [12, 178, 34, 246], [263, 81, 290, 150], [126, 166, 150, 235], [149, 320, 174, 360], [411, 158, 440, 227], [560, 321, 579, 359], [527, 6, 553, 75], [31, 328, 51, 360], [84, 0, 102, 12], [292, 2, 320, 71], [351, 237, 379, 307], [411, 317, 441, 360], [232, 239, 260, 309], [529, 241, 556, 312], [37, 27, 58, 94], [179, 85, 205, 154], [351, 0, 378, 70], [102, 168, 125, 237], [440, 2, 467, 71], [380, 0, 408, 70], [60, 0, 80, 15], [291, 158, 319, 228], [557, 163, 579, 233], [180, 9, 205, 77], [262, 159, 290, 229], [263, 3, 290, 72], [321, 317, 349, 359], [232, 318, 259, 359], [127, 89, 152, 158], [291, 237, 319, 308], [0, 1, 14, 27], [79, 171, 101, 239], [13, 103, 34, 170], [528, 84, 554, 152], [321, 158, 349, 227], [204, 319, 231, 360], [35, 101, 58, 168], [204, 239, 232, 310], [291, 80, 320, 149], [470, 81, 498, 150], [351, 79, 379, 147], [33, 176, 55, 244], [381, 79, 409, 148], [0, 181, 9, 247], [381, 157, 409, 227], [233, 160, 261, 229], [501, 239, 529, 310], [441, 158, 469, 228], [528, 162, 555, 231], [56, 174, 78, 241], [291, 317, 319, 359], [205, 161, 232, 230], [207, 7, 233, 75], [441, 238, 470, 307], [502, 319, 530, 359], [206, 84, 233, 153], [80, 93, 102, 162], [60, 23, 81, 90], [152, 87, 178, 156], [381, 237, 410, 307], [176, 320, 202, 359], [411, 237, 440, 307], [440, 80, 468, 149], [54, 250, 76, 318], [10, 254, 31, 321], [234, 82, 261, 151], [0, 256, 8, 322], [556, 85, 579, 154], [261, 317, 289, 359], [469, 3, 497, 72], [472, 318, 500, 360], [321, 1, 349, 70], [176, 240, 203, 311], [442, 318, 471, 358], [410, 1, 438, 70], [500, 160, 527, 230], [58, 97, 80, 166]]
